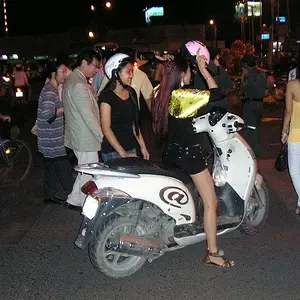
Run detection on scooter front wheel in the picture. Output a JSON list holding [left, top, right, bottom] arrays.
[[240, 181, 269, 235]]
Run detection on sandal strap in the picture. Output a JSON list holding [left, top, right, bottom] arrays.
[[209, 250, 224, 257], [208, 251, 234, 268]]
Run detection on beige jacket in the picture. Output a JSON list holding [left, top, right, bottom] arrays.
[[63, 69, 103, 152]]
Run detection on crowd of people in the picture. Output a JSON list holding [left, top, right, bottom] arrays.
[[30, 39, 300, 268]]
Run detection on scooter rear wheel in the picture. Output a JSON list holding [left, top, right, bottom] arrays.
[[89, 215, 147, 278]]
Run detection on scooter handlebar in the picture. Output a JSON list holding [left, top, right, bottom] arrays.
[[234, 121, 256, 130]]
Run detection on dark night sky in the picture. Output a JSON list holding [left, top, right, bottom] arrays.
[[1, 0, 300, 42]]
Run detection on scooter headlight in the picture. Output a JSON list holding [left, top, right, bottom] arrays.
[[212, 156, 227, 187]]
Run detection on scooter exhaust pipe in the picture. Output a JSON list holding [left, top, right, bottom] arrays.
[[111, 235, 165, 258]]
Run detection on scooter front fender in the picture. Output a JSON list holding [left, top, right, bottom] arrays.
[[74, 197, 136, 249]]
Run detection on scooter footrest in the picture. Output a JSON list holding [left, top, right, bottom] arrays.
[[174, 220, 203, 238], [217, 215, 241, 226], [174, 215, 242, 238]]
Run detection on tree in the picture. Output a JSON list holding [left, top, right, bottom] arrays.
[[222, 48, 234, 74], [222, 40, 255, 75], [245, 42, 255, 54], [230, 40, 246, 59]]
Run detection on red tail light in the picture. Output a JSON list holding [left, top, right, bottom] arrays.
[[81, 181, 98, 195]]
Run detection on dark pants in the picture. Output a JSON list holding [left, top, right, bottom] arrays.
[[44, 156, 74, 200], [243, 100, 264, 157]]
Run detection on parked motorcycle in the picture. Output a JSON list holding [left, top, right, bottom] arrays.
[[0, 73, 14, 98], [14, 86, 26, 103], [0, 73, 27, 104], [74, 108, 269, 278]]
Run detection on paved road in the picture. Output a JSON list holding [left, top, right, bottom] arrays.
[[1, 91, 300, 300]]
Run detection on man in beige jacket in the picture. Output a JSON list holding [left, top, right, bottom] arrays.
[[63, 49, 102, 209]]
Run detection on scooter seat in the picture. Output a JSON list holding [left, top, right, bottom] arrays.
[[106, 157, 192, 184]]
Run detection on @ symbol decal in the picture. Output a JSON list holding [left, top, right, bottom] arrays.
[[159, 186, 188, 208]]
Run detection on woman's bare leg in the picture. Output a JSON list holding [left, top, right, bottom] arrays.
[[191, 169, 218, 252], [191, 169, 234, 267]]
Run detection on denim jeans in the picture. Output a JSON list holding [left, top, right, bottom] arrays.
[[102, 148, 137, 163]]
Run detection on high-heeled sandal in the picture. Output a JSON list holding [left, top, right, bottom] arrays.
[[203, 249, 235, 268]]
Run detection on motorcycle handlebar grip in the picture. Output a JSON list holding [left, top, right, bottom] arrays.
[[234, 121, 256, 130], [233, 121, 244, 128]]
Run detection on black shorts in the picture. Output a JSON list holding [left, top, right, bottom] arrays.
[[163, 143, 208, 175]]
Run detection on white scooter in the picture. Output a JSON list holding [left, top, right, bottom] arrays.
[[74, 108, 269, 278]]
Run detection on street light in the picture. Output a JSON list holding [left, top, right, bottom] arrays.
[[209, 19, 217, 47], [2, 0, 8, 36], [105, 1, 112, 9], [88, 31, 95, 38], [90, 5, 95, 11]]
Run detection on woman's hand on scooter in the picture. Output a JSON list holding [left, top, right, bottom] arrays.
[[121, 151, 137, 158], [141, 146, 150, 160]]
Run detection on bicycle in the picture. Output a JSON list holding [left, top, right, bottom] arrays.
[[0, 138, 32, 187]]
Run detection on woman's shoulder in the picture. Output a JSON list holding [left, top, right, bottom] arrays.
[[287, 80, 300, 93], [99, 88, 113, 96], [98, 89, 114, 102], [42, 83, 56, 94], [288, 79, 300, 85], [127, 85, 138, 98]]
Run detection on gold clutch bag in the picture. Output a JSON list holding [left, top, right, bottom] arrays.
[[169, 89, 210, 119]]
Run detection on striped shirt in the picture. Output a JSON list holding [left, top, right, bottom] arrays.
[[37, 83, 65, 158]]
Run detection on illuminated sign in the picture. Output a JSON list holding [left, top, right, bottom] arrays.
[[235, 1, 262, 19], [275, 16, 286, 23], [145, 7, 164, 24], [247, 2, 262, 17], [235, 3, 247, 19], [261, 34, 270, 40]]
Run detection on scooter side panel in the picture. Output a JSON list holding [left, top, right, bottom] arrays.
[[93, 174, 197, 225], [216, 134, 257, 201]]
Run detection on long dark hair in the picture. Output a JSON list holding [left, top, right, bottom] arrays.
[[151, 55, 189, 135]]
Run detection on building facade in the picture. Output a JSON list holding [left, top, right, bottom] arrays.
[[0, 24, 225, 59]]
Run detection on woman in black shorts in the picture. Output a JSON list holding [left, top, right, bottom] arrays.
[[151, 52, 234, 268]]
